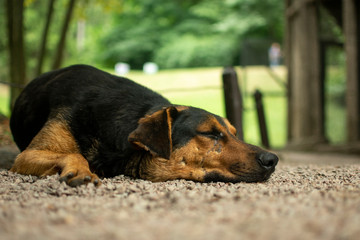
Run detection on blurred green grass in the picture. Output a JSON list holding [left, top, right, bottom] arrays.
[[0, 94, 9, 117]]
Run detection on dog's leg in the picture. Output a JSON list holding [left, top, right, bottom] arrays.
[[10, 117, 100, 186], [11, 150, 100, 186]]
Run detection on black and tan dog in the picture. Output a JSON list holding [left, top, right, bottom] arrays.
[[10, 65, 278, 187]]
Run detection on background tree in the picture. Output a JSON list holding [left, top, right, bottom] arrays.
[[36, 0, 56, 76], [52, 0, 76, 70], [6, 0, 26, 109]]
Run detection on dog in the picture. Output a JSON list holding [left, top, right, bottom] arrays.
[[10, 65, 278, 187]]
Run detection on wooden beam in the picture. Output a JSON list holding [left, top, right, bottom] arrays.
[[285, 0, 292, 142], [343, 0, 360, 142], [286, 0, 316, 18], [287, 0, 327, 148]]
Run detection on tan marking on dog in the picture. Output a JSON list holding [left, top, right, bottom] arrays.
[[196, 115, 225, 133], [27, 119, 79, 153], [165, 108, 174, 154], [223, 118, 237, 135], [174, 106, 189, 112], [10, 115, 100, 186]]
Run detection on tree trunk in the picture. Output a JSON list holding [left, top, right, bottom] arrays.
[[36, 0, 56, 76], [52, 0, 76, 70], [6, 0, 26, 111]]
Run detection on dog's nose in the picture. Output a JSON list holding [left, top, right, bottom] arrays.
[[257, 152, 279, 169]]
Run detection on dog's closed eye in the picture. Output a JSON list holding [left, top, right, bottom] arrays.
[[198, 130, 224, 140]]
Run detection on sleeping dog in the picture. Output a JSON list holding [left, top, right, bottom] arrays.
[[10, 65, 278, 186]]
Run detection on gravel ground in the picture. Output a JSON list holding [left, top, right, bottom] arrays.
[[0, 152, 360, 240]]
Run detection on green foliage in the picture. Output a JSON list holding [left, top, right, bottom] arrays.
[[97, 0, 284, 69], [154, 35, 237, 68]]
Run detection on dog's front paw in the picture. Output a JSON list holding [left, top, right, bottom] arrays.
[[59, 169, 100, 187]]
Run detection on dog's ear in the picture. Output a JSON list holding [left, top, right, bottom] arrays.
[[128, 106, 178, 159]]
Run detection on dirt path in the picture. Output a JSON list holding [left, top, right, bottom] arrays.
[[1, 151, 360, 240]]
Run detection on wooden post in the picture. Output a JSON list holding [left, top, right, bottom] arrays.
[[222, 67, 244, 140], [285, 0, 292, 143], [254, 90, 270, 149], [286, 0, 327, 148], [343, 0, 360, 142]]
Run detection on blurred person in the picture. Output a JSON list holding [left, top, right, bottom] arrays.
[[268, 42, 281, 69]]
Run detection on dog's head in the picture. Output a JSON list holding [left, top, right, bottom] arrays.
[[128, 106, 278, 183]]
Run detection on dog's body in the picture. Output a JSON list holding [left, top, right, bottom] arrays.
[[10, 65, 278, 186]]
